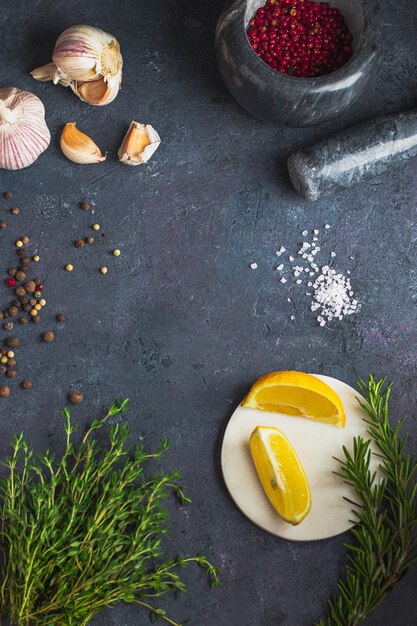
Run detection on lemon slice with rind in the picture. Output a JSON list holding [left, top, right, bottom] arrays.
[[242, 371, 346, 427], [250, 425, 311, 525]]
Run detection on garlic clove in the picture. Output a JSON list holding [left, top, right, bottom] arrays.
[[118, 122, 161, 166], [31, 25, 123, 105], [0, 87, 50, 170], [30, 63, 70, 86], [72, 71, 122, 106], [60, 122, 106, 164]]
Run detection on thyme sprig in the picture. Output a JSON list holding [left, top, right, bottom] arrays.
[[315, 376, 417, 626], [0, 400, 219, 626]]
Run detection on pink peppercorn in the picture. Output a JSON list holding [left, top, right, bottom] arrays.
[[6, 278, 16, 288]]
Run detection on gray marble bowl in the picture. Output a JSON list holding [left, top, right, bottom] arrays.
[[215, 0, 382, 127]]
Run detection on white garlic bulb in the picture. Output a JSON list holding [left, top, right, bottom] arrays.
[[31, 25, 123, 106], [0, 87, 50, 170]]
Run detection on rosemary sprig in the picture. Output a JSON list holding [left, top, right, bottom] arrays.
[[315, 376, 417, 626], [0, 400, 219, 626]]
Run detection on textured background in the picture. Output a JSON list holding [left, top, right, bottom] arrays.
[[0, 0, 416, 624]]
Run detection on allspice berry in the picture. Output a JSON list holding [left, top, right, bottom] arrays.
[[6, 370, 16, 379], [21, 380, 33, 390], [80, 201, 91, 210], [6, 337, 20, 348], [0, 385, 11, 397], [56, 313, 66, 322], [24, 280, 36, 293], [10, 207, 20, 215], [8, 306, 19, 317], [15, 287, 26, 297], [15, 270, 25, 281], [69, 391, 84, 405], [42, 331, 55, 343]]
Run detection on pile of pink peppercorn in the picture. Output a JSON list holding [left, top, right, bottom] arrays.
[[247, 0, 353, 78]]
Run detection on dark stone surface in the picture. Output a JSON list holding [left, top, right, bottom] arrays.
[[0, 0, 416, 625]]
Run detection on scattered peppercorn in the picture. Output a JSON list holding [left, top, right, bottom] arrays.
[[92, 224, 100, 231], [35, 283, 43, 291], [8, 268, 17, 277], [15, 286, 26, 297], [15, 270, 25, 281], [65, 264, 74, 272], [32, 314, 41, 323], [15, 240, 23, 248], [8, 307, 19, 317], [113, 249, 121, 257], [39, 298, 46, 306], [3, 192, 13, 200], [33, 255, 40, 262], [0, 385, 10, 397], [19, 316, 28, 325], [75, 239, 85, 249], [21, 379, 32, 390], [0, 366, 5, 375], [24, 281, 36, 293], [81, 201, 91, 210], [3, 322, 13, 330], [6, 337, 20, 348], [10, 207, 20, 215], [7, 358, 16, 367], [34, 290, 42, 298], [0, 357, 7, 364], [17, 249, 27, 258], [42, 331, 55, 343], [30, 309, 38, 317], [56, 313, 66, 322], [21, 235, 29, 245], [86, 236, 95, 244], [6, 278, 16, 288], [6, 370, 16, 378], [100, 266, 108, 275], [69, 391, 84, 405], [0, 221, 7, 230]]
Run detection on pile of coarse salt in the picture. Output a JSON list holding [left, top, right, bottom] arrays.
[[249, 224, 360, 327]]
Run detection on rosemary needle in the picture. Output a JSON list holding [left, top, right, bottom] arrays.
[[315, 376, 417, 626], [0, 400, 219, 626]]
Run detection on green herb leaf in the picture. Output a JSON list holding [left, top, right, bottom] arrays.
[[315, 376, 417, 626], [0, 401, 218, 626]]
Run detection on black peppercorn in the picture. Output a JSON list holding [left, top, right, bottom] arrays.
[[0, 221, 7, 230], [86, 236, 95, 244], [6, 370, 16, 378], [17, 249, 26, 258], [32, 315, 41, 324], [19, 316, 29, 325], [57, 313, 66, 322], [42, 331, 55, 343], [8, 307, 19, 317], [3, 322, 13, 330], [0, 366, 6, 375], [75, 239, 85, 248], [69, 391, 84, 405], [0, 385, 10, 397], [10, 207, 20, 215], [6, 337, 20, 348], [3, 192, 13, 200], [8, 268, 17, 277]]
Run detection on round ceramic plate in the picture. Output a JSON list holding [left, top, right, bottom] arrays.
[[221, 375, 373, 541]]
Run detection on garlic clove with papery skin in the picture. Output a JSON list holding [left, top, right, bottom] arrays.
[[0, 86, 50, 170], [72, 72, 122, 106], [118, 122, 161, 166], [60, 122, 106, 164], [31, 25, 123, 106]]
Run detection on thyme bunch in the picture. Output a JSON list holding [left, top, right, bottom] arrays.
[[0, 400, 219, 626], [315, 376, 417, 626]]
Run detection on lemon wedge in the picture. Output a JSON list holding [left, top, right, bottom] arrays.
[[250, 426, 311, 525], [242, 371, 346, 427]]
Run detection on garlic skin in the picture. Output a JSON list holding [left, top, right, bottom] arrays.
[[118, 122, 161, 166], [31, 25, 123, 106], [60, 122, 106, 164], [0, 87, 50, 170]]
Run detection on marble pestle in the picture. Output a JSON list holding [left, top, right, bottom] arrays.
[[287, 110, 417, 200]]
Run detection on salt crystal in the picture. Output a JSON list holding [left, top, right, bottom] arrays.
[[331, 251, 336, 258], [302, 230, 308, 236], [290, 315, 295, 320], [325, 224, 331, 229], [277, 263, 284, 271], [250, 263, 258, 269], [289, 255, 294, 262], [280, 277, 287, 284], [314, 229, 319, 235], [296, 279, 302, 284], [276, 246, 286, 256], [287, 297, 292, 303]]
